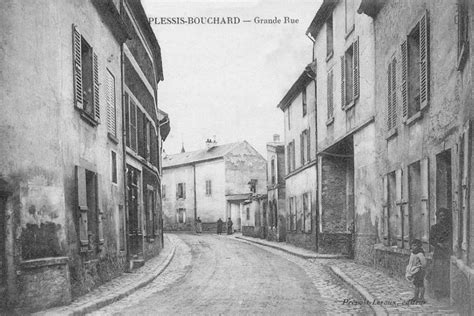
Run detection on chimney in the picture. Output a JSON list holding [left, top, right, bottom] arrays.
[[273, 134, 280, 142], [206, 136, 217, 150]]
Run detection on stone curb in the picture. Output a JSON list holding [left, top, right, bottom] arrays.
[[36, 236, 177, 316], [235, 236, 347, 259], [329, 266, 387, 316]]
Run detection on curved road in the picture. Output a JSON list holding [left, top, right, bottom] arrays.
[[92, 233, 371, 315]]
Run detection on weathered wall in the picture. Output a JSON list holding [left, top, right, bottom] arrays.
[[162, 165, 195, 230], [225, 142, 267, 196], [0, 0, 127, 306]]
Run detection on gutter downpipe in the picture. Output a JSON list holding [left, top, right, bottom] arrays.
[[193, 163, 197, 230]]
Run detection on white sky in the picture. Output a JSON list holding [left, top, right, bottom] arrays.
[[142, 0, 320, 156]]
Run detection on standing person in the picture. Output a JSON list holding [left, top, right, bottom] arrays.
[[429, 207, 452, 298], [227, 217, 233, 235], [216, 218, 223, 235], [406, 239, 427, 303], [196, 217, 202, 234]]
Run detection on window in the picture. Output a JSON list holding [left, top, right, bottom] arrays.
[[326, 14, 333, 58], [177, 208, 186, 224], [73, 26, 100, 123], [176, 183, 186, 199], [300, 129, 311, 165], [145, 188, 156, 238], [145, 120, 151, 161], [111, 151, 117, 184], [302, 87, 307, 117], [457, 0, 469, 70], [303, 192, 311, 233], [162, 184, 166, 200], [105, 69, 116, 137], [289, 197, 296, 231], [327, 69, 334, 121], [287, 141, 296, 173], [271, 158, 276, 185], [341, 38, 360, 109], [76, 166, 104, 256], [246, 207, 250, 221], [345, 0, 355, 34], [387, 58, 398, 131], [205, 180, 212, 196], [249, 179, 257, 193], [125, 94, 138, 151], [401, 11, 429, 121]]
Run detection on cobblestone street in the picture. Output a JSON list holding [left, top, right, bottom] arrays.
[[90, 233, 372, 315]]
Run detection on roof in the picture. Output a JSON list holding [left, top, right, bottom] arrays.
[[277, 61, 317, 111], [163, 142, 242, 168], [306, 0, 339, 39], [158, 109, 170, 141]]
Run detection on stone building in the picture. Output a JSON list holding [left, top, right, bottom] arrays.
[[241, 194, 268, 239], [266, 134, 287, 242], [0, 0, 168, 311], [278, 64, 318, 251], [305, 0, 377, 257], [358, 0, 473, 312], [162, 140, 266, 232]]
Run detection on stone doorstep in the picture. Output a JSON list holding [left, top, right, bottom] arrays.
[[32, 235, 177, 316], [235, 236, 347, 259]]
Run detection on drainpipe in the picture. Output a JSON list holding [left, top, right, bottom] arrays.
[[120, 42, 131, 271], [193, 163, 197, 224]]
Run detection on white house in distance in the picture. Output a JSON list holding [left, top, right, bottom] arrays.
[[162, 140, 266, 232]]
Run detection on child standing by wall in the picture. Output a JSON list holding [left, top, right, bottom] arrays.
[[405, 239, 427, 303]]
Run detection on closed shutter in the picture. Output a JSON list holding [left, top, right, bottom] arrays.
[[419, 10, 430, 111], [307, 127, 311, 162], [73, 25, 83, 110], [387, 63, 392, 130], [97, 174, 104, 247], [353, 37, 360, 100], [391, 59, 397, 129], [328, 70, 334, 118], [93, 52, 100, 122], [402, 165, 410, 246], [420, 158, 429, 244], [76, 166, 89, 249], [300, 133, 304, 165], [183, 183, 186, 199], [382, 175, 389, 245], [395, 169, 403, 247], [401, 40, 408, 121], [176, 184, 179, 199], [105, 70, 116, 137], [340, 56, 345, 109], [461, 122, 471, 250], [287, 199, 291, 231]]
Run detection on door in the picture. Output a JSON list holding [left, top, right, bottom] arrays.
[[127, 167, 142, 258], [0, 196, 6, 308]]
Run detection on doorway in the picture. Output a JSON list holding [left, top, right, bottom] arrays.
[[0, 196, 6, 308], [127, 166, 142, 259]]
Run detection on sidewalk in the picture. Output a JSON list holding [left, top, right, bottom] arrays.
[[235, 234, 459, 315], [34, 234, 178, 316]]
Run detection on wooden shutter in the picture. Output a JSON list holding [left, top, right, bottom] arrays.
[[183, 183, 186, 199], [106, 70, 116, 136], [76, 166, 89, 248], [327, 71, 333, 118], [176, 184, 179, 199], [396, 169, 403, 247], [340, 55, 345, 109], [97, 173, 104, 247], [93, 52, 100, 122], [401, 40, 408, 121], [300, 133, 304, 165], [391, 59, 397, 129], [461, 122, 471, 250], [402, 165, 410, 246], [307, 128, 311, 163], [419, 10, 430, 111], [382, 175, 389, 244], [353, 37, 360, 100], [73, 25, 83, 110], [287, 199, 291, 231], [387, 63, 392, 130], [420, 158, 429, 243]]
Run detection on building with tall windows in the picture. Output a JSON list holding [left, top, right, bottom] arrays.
[[0, 0, 169, 311]]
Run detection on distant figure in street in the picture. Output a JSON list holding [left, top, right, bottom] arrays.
[[227, 217, 233, 235], [429, 207, 452, 298], [196, 217, 202, 234], [405, 239, 427, 303], [216, 218, 223, 235]]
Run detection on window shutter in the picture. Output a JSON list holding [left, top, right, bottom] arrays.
[[73, 25, 83, 110], [97, 174, 104, 247], [419, 10, 430, 111], [353, 37, 360, 100], [75, 166, 89, 249], [402, 165, 410, 245], [93, 52, 100, 122], [300, 133, 304, 165], [382, 175, 389, 244], [396, 169, 403, 246], [387, 63, 392, 130], [183, 183, 186, 199], [106, 70, 116, 137], [327, 71, 334, 118], [307, 128, 311, 162], [391, 59, 397, 129], [420, 158, 429, 242], [461, 121, 470, 250], [340, 56, 345, 109], [176, 184, 179, 199], [401, 40, 408, 121]]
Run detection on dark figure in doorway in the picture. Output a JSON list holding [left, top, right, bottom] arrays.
[[227, 217, 233, 235], [216, 218, 223, 235], [429, 207, 452, 299]]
